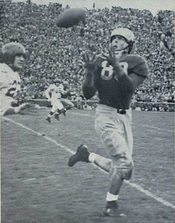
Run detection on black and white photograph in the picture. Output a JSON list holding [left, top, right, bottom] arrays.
[[0, 0, 174, 222]]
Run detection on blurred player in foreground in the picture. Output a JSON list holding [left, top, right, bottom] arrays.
[[68, 28, 149, 217], [45, 79, 67, 123], [0, 42, 29, 116]]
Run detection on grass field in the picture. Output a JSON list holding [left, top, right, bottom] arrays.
[[1, 107, 175, 223]]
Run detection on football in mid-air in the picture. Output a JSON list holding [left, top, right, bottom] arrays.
[[56, 8, 86, 28]]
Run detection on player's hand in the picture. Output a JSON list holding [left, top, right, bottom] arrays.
[[82, 53, 97, 73], [103, 45, 124, 67], [11, 100, 19, 107]]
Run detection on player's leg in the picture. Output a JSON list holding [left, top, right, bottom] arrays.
[[97, 109, 133, 216], [68, 105, 133, 217], [60, 107, 67, 116], [93, 117, 133, 215], [60, 98, 74, 110], [67, 140, 132, 218], [54, 100, 65, 120], [57, 104, 67, 116], [68, 144, 112, 172], [67, 107, 127, 173], [46, 112, 53, 123], [67, 139, 131, 218], [46, 103, 56, 122], [102, 137, 133, 217]]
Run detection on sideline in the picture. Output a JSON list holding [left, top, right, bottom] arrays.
[[2, 117, 175, 210]]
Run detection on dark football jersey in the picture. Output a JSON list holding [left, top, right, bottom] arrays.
[[94, 54, 149, 109]]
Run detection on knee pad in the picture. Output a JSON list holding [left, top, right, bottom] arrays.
[[110, 161, 133, 181], [119, 166, 133, 180]]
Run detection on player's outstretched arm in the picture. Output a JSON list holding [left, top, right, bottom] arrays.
[[82, 53, 97, 99], [82, 72, 97, 99]]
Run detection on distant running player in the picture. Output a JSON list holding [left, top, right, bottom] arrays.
[[45, 79, 66, 123], [68, 28, 149, 217]]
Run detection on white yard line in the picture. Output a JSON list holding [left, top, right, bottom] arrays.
[[2, 117, 175, 210], [133, 122, 175, 133], [71, 112, 175, 133]]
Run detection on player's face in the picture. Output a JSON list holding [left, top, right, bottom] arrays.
[[55, 82, 60, 86], [111, 35, 128, 53], [13, 54, 25, 70]]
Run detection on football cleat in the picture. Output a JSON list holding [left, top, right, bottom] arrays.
[[46, 117, 51, 123], [61, 108, 66, 116], [103, 202, 119, 217], [54, 113, 60, 121], [66, 105, 72, 110], [68, 144, 90, 167]]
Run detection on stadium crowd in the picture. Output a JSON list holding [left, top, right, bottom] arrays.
[[0, 1, 174, 111]]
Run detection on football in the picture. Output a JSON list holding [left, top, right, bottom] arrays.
[[56, 8, 86, 28]]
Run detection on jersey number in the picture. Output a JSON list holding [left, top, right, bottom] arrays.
[[5, 80, 20, 97], [101, 61, 128, 80], [101, 61, 113, 80]]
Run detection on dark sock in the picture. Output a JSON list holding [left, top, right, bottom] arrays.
[[106, 201, 118, 208]]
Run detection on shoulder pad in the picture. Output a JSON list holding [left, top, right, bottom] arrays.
[[124, 54, 146, 66], [124, 54, 149, 78], [0, 63, 8, 74]]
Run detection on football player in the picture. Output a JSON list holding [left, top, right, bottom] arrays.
[[60, 80, 75, 111], [68, 28, 149, 217], [45, 79, 66, 123], [0, 42, 29, 116]]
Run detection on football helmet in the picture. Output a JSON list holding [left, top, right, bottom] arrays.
[[54, 78, 61, 84], [2, 42, 26, 64], [110, 28, 135, 53]]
